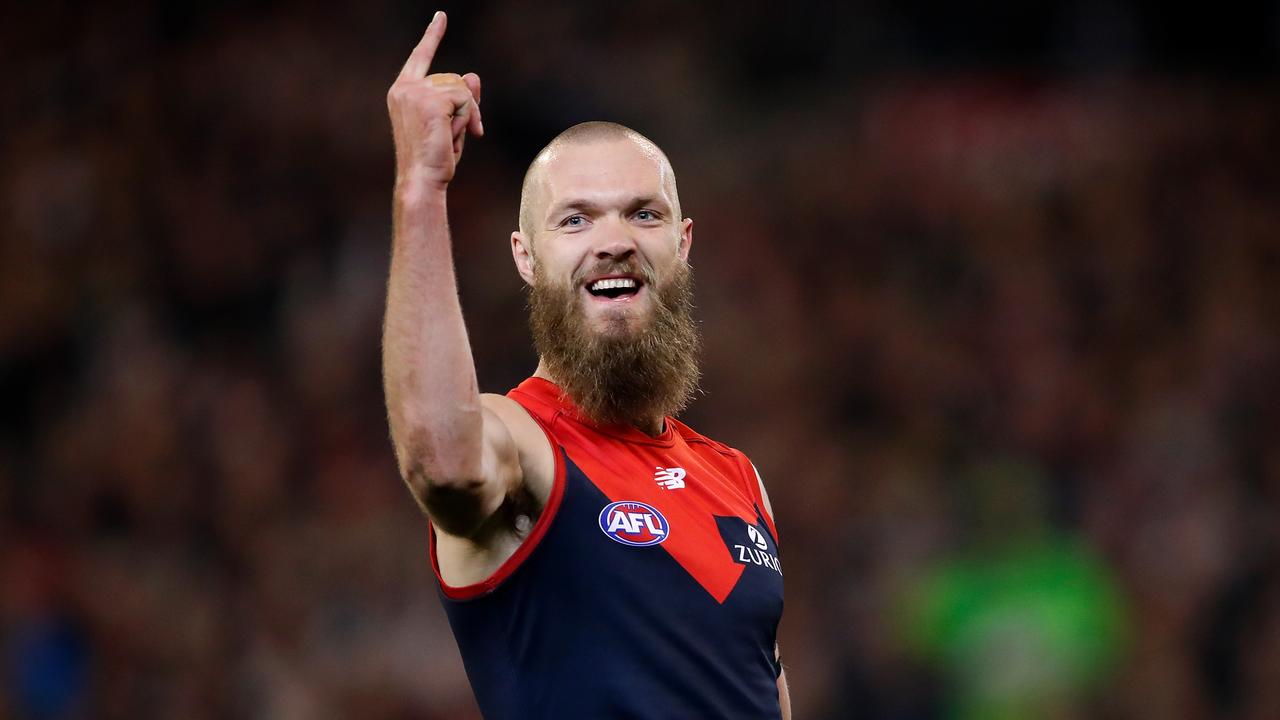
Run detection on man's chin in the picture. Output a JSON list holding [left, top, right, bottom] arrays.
[[586, 313, 645, 339], [581, 299, 649, 335]]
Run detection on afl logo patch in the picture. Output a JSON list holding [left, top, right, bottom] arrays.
[[599, 501, 670, 547]]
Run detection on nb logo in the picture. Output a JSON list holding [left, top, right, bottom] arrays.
[[599, 501, 670, 547], [654, 466, 687, 490]]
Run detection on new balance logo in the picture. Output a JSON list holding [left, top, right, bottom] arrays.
[[654, 466, 687, 490]]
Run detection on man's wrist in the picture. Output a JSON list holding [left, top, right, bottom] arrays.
[[395, 170, 450, 209]]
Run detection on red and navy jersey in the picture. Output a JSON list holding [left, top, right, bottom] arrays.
[[429, 377, 784, 719]]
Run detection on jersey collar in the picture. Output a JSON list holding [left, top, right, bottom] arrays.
[[515, 376, 678, 447]]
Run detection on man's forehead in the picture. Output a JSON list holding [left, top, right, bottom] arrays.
[[536, 138, 675, 210]]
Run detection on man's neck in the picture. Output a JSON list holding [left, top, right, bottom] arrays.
[[532, 359, 666, 437]]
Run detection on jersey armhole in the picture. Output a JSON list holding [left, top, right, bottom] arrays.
[[428, 410, 567, 601]]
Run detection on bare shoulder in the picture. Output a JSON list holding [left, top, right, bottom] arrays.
[[480, 393, 555, 504], [748, 460, 777, 520]]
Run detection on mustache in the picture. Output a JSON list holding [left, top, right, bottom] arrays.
[[570, 258, 657, 287]]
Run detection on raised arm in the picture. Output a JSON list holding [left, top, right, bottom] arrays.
[[382, 12, 543, 540]]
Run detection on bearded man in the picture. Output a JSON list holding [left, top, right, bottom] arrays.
[[382, 12, 789, 720]]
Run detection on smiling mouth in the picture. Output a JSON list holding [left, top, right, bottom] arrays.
[[585, 276, 644, 301]]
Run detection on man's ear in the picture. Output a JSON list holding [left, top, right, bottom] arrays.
[[678, 218, 693, 262], [512, 231, 536, 284]]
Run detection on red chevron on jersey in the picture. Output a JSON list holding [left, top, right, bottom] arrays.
[[509, 377, 775, 604]]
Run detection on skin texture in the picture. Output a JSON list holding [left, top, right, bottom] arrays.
[[517, 123, 683, 241], [381, 13, 789, 717]]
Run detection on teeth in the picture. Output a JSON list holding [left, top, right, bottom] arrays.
[[589, 278, 638, 291]]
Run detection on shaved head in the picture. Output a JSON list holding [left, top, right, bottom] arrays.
[[518, 121, 682, 240]]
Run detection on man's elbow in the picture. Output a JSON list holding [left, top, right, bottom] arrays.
[[410, 469, 493, 537], [423, 484, 492, 538]]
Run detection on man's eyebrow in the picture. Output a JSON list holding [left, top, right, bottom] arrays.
[[545, 195, 672, 224], [627, 195, 670, 211], [545, 199, 600, 222]]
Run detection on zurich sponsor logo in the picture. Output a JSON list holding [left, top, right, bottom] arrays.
[[734, 523, 782, 575], [599, 501, 670, 547]]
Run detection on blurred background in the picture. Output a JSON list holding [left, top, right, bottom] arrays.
[[3, 1, 1279, 718]]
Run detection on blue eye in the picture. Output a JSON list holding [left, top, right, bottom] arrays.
[[565, 215, 584, 227], [636, 210, 656, 221]]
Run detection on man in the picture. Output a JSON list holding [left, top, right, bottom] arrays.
[[382, 12, 789, 719]]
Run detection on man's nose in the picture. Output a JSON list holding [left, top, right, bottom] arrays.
[[592, 218, 638, 260]]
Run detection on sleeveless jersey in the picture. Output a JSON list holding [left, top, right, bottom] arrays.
[[429, 377, 784, 719]]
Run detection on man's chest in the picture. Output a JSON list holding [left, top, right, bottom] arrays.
[[555, 434, 783, 607]]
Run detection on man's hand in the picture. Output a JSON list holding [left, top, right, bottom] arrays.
[[387, 11, 484, 192]]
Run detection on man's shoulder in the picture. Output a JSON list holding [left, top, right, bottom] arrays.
[[501, 378, 562, 427]]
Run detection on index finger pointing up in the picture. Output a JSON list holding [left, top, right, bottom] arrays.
[[398, 10, 447, 80]]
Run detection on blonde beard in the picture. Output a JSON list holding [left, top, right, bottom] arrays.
[[527, 260, 700, 428]]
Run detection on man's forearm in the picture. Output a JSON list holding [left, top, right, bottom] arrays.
[[382, 184, 484, 487], [778, 668, 791, 720]]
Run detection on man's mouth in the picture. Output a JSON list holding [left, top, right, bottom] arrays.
[[584, 275, 644, 302]]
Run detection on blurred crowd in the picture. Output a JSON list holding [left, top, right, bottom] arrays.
[[3, 2, 1278, 718]]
